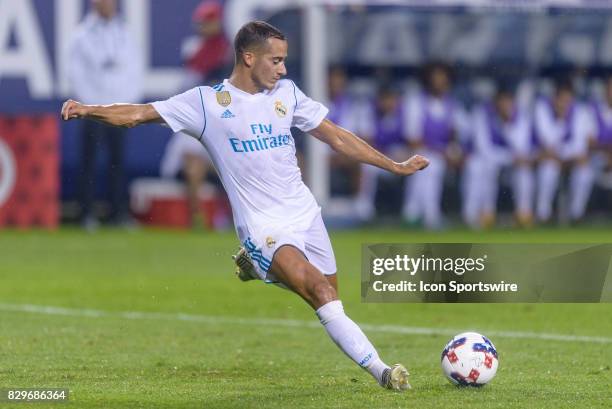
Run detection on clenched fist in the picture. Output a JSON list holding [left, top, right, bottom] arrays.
[[61, 99, 88, 121], [393, 155, 429, 176]]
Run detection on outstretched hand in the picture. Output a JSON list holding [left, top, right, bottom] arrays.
[[393, 154, 429, 176], [61, 99, 87, 121]]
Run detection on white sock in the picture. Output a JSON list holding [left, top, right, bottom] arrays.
[[316, 300, 389, 385]]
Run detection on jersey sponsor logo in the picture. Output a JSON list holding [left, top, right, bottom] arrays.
[[229, 123, 292, 153], [216, 91, 231, 107], [221, 109, 235, 118], [229, 134, 292, 153], [274, 100, 287, 117]]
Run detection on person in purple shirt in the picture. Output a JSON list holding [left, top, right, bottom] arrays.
[[591, 75, 612, 170], [326, 67, 375, 207], [403, 62, 467, 229], [355, 85, 410, 220], [463, 87, 535, 228], [534, 79, 595, 223]]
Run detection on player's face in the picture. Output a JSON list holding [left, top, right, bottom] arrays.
[[252, 38, 288, 90]]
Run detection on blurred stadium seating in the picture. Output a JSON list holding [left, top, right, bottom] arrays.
[[1, 0, 612, 229]]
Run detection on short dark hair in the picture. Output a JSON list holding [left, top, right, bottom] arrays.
[[554, 76, 574, 95], [420, 60, 452, 91], [495, 79, 516, 98], [234, 21, 286, 64]]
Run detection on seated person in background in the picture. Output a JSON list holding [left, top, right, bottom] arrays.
[[534, 79, 595, 223], [326, 66, 375, 201], [403, 62, 467, 229], [161, 0, 229, 228], [591, 74, 612, 172], [160, 134, 213, 228], [463, 87, 535, 228], [354, 85, 409, 221]]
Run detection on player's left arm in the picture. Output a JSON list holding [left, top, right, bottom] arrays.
[[309, 119, 429, 176]]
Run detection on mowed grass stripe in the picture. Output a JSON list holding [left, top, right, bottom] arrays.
[[2, 302, 611, 344]]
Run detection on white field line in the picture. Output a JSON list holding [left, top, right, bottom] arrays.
[[0, 303, 611, 344]]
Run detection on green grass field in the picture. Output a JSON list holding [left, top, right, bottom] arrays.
[[0, 227, 611, 408]]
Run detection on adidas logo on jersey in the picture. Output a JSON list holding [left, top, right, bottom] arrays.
[[221, 109, 236, 119]]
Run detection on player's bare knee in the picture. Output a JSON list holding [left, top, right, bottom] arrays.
[[308, 278, 337, 308]]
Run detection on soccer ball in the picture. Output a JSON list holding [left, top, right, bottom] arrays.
[[441, 332, 499, 387]]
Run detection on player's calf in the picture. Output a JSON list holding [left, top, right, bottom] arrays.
[[270, 245, 405, 391]]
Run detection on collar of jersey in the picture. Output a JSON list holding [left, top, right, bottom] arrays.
[[223, 79, 273, 99]]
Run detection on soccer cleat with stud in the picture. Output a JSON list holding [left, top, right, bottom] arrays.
[[382, 363, 411, 391], [232, 247, 259, 281]]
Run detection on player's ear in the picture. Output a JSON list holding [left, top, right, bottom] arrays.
[[243, 51, 255, 68]]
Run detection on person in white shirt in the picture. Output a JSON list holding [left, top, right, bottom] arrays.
[[354, 84, 411, 221], [326, 66, 376, 218], [67, 0, 143, 229], [463, 88, 535, 228], [403, 62, 467, 229], [533, 80, 595, 223], [62, 21, 428, 391]]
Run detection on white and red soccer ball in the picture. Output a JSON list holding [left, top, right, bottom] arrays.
[[441, 332, 499, 387]]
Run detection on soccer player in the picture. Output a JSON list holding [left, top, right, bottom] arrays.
[[61, 21, 428, 391]]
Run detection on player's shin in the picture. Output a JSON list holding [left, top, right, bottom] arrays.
[[315, 300, 390, 385]]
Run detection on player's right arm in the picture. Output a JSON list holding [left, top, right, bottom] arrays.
[[310, 119, 429, 177], [61, 99, 163, 128]]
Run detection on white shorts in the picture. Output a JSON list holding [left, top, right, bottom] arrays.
[[242, 213, 337, 283]]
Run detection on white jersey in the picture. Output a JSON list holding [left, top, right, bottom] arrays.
[[152, 79, 328, 242]]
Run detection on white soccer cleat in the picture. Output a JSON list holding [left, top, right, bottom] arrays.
[[232, 247, 259, 281], [382, 363, 411, 391]]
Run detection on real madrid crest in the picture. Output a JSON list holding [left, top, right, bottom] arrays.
[[216, 91, 231, 107], [274, 100, 287, 118], [266, 236, 276, 248]]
